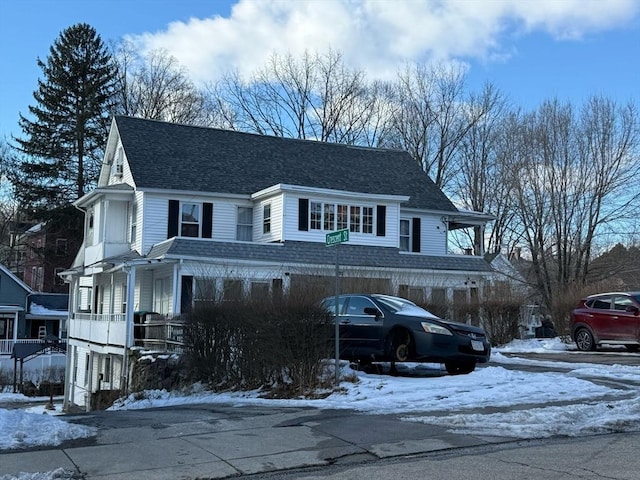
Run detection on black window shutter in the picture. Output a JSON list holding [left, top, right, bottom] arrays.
[[298, 198, 309, 231], [202, 203, 213, 238], [376, 205, 386, 236], [168, 200, 179, 238], [412, 217, 421, 252]]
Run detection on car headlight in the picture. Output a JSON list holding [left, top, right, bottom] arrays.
[[421, 321, 453, 336]]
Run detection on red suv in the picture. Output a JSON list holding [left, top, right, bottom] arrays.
[[570, 292, 640, 351]]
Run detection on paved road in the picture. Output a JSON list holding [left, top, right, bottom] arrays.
[[1, 349, 639, 479]]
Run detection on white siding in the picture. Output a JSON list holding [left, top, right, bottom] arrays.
[[254, 194, 283, 242], [421, 215, 448, 255], [212, 199, 243, 241], [105, 200, 128, 243], [141, 194, 170, 253], [141, 193, 258, 252], [282, 192, 401, 248]]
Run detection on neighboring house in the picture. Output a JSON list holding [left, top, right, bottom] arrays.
[[0, 264, 31, 358], [62, 115, 499, 410], [10, 221, 76, 294], [0, 264, 67, 380]]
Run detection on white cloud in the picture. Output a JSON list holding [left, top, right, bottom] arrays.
[[121, 0, 640, 83]]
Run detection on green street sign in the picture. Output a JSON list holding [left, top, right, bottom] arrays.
[[326, 228, 349, 246]]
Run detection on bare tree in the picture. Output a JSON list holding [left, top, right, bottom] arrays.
[[113, 42, 207, 125], [450, 84, 519, 255], [385, 63, 488, 190], [204, 50, 379, 143], [505, 97, 640, 312]]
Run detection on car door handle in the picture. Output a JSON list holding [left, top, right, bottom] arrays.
[[340, 319, 350, 324]]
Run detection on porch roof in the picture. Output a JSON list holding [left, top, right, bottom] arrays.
[[11, 337, 66, 360], [145, 239, 493, 273]]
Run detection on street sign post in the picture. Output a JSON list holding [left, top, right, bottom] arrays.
[[326, 228, 349, 384], [325, 228, 349, 246]]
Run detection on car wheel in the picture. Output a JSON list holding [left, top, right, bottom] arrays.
[[624, 345, 640, 352], [388, 330, 411, 362], [445, 361, 476, 375], [575, 328, 596, 351]]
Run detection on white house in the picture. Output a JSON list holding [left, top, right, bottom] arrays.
[[62, 116, 499, 410]]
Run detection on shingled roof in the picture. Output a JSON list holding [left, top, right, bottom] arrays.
[[114, 116, 458, 212], [145, 239, 493, 273]]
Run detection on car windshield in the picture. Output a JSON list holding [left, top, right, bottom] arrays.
[[373, 295, 439, 318]]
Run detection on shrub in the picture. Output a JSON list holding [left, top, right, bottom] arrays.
[[183, 296, 333, 396]]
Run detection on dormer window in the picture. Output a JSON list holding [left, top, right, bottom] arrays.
[[263, 204, 271, 234]]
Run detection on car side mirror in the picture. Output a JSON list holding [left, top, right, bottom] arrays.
[[364, 307, 381, 317], [625, 305, 640, 315]]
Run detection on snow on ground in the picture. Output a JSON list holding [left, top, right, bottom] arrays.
[[2, 338, 640, 459]]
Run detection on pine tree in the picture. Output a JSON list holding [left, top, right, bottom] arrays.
[[12, 23, 116, 214]]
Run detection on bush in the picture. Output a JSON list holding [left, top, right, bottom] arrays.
[[183, 296, 333, 396]]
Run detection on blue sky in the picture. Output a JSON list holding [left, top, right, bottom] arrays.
[[1, 0, 639, 141]]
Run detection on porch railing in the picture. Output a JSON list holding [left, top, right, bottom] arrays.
[[0, 338, 68, 356], [135, 314, 185, 353], [68, 312, 185, 353]]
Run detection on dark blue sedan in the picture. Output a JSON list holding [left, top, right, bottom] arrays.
[[322, 294, 491, 374]]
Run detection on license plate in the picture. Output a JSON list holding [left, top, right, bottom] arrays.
[[471, 340, 484, 352]]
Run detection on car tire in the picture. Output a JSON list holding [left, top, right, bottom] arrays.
[[575, 328, 596, 351], [388, 330, 411, 362], [445, 361, 476, 375]]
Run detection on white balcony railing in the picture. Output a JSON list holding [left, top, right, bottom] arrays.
[[69, 312, 185, 352], [69, 313, 127, 346], [0, 338, 68, 356]]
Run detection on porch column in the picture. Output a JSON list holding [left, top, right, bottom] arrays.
[[12, 311, 18, 343], [172, 261, 180, 315], [122, 265, 136, 395]]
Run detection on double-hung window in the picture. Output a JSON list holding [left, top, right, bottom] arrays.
[[400, 219, 411, 252], [362, 207, 373, 233], [337, 205, 348, 230], [237, 207, 253, 241], [323, 204, 335, 230], [349, 206, 361, 233], [130, 203, 137, 244], [181, 203, 200, 237], [263, 204, 271, 234], [400, 217, 421, 252], [310, 202, 322, 230]]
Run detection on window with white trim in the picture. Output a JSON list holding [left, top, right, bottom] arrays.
[[310, 201, 322, 230], [323, 204, 335, 230], [337, 204, 348, 230], [400, 219, 411, 252], [362, 207, 373, 233], [236, 207, 253, 241], [309, 201, 374, 234], [181, 203, 200, 237], [130, 203, 137, 244], [349, 206, 361, 233], [263, 204, 271, 234]]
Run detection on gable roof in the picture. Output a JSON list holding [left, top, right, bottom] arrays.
[[0, 264, 32, 296], [114, 116, 458, 212]]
